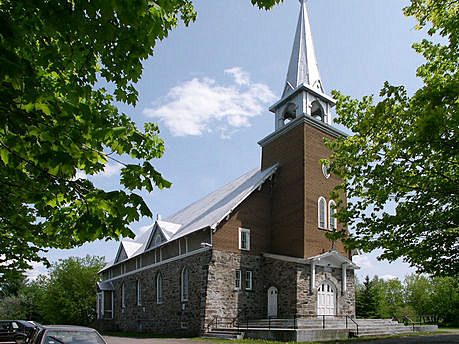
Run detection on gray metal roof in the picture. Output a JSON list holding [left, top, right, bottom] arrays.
[[101, 164, 278, 272]]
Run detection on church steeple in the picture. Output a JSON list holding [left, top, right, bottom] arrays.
[[283, 0, 322, 97], [269, 0, 336, 131]]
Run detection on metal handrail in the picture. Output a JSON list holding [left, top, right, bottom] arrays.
[[345, 315, 359, 336], [206, 316, 218, 332], [403, 316, 415, 332]]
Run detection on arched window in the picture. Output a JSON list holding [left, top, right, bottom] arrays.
[[156, 273, 163, 304], [121, 282, 125, 308], [181, 267, 189, 302], [329, 200, 337, 231], [311, 101, 325, 122], [136, 280, 142, 306], [283, 103, 296, 125], [318, 197, 327, 229]]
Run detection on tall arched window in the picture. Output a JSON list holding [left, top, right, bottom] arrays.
[[329, 200, 337, 231], [136, 280, 142, 306], [156, 273, 163, 304], [121, 282, 126, 308], [181, 267, 189, 302], [318, 197, 327, 229]]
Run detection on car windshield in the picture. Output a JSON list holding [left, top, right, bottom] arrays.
[[44, 330, 105, 344]]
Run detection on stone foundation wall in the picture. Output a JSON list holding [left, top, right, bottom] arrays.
[[109, 249, 212, 335], [205, 250, 265, 325]]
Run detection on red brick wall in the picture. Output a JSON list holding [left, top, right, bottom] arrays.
[[261, 124, 306, 258], [304, 124, 348, 258], [212, 186, 272, 255]]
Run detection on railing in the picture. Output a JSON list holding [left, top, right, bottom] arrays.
[[404, 316, 415, 332], [345, 315, 359, 336], [392, 314, 439, 330], [208, 313, 353, 332]]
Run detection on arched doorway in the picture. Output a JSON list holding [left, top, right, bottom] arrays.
[[267, 286, 278, 318], [317, 281, 335, 315]]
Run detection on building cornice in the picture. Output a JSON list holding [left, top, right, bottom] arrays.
[[270, 83, 336, 113], [100, 246, 212, 282], [258, 114, 348, 148]]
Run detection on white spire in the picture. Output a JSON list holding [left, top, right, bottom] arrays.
[[283, 0, 323, 97]]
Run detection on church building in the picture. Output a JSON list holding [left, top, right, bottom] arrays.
[[96, 0, 359, 335]]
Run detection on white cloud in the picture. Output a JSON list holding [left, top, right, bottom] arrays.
[[74, 170, 87, 180], [381, 274, 397, 281], [25, 261, 48, 281], [224, 67, 250, 86], [353, 255, 373, 269], [138, 225, 152, 235], [143, 67, 275, 137], [98, 162, 122, 178]]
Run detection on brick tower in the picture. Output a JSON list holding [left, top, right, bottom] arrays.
[[259, 0, 349, 260]]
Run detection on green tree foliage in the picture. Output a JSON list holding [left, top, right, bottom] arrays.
[[0, 0, 284, 280], [374, 277, 407, 319], [37, 256, 105, 325], [356, 276, 379, 318], [0, 256, 104, 324], [355, 274, 459, 325], [325, 0, 458, 276]]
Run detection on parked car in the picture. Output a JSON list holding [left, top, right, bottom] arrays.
[[0, 320, 36, 344], [29, 326, 106, 344]]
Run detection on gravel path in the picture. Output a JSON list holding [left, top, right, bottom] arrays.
[[104, 332, 459, 344]]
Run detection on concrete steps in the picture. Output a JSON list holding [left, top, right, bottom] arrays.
[[235, 318, 420, 338], [204, 328, 244, 340]]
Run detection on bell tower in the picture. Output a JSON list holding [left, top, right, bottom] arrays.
[[271, 0, 335, 130], [260, 0, 349, 259]]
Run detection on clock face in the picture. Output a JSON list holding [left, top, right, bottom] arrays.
[[322, 164, 330, 179]]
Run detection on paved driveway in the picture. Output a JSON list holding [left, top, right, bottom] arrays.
[[104, 333, 459, 344]]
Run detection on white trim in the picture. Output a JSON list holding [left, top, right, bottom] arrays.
[[342, 264, 347, 293], [136, 280, 142, 306], [318, 197, 327, 230], [111, 291, 114, 319], [238, 228, 250, 251], [263, 251, 359, 270], [103, 247, 212, 283], [121, 282, 125, 309], [258, 114, 347, 149], [235, 269, 242, 290], [328, 200, 337, 231], [245, 270, 253, 291], [311, 263, 316, 290], [156, 273, 163, 304], [181, 267, 189, 302]]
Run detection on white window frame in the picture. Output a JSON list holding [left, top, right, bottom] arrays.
[[238, 228, 250, 251], [318, 197, 327, 229], [156, 273, 163, 304], [121, 282, 126, 308], [181, 267, 189, 302], [136, 280, 142, 306], [245, 270, 253, 291], [178, 237, 188, 255], [235, 270, 241, 290], [328, 200, 337, 231]]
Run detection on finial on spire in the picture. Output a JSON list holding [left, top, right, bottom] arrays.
[[283, 0, 323, 97]]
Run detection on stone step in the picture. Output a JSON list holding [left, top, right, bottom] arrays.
[[204, 329, 244, 340]]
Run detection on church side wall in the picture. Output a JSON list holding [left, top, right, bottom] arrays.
[[212, 186, 272, 255], [101, 249, 212, 335]]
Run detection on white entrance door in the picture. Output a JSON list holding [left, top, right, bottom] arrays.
[[267, 286, 278, 318], [317, 282, 335, 315]]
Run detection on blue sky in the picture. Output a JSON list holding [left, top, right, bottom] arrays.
[[30, 0, 426, 281]]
